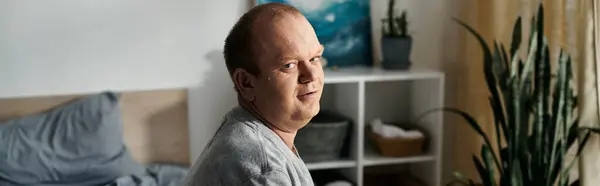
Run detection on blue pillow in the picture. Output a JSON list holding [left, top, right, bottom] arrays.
[[0, 92, 146, 186]]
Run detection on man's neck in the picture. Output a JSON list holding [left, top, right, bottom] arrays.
[[269, 125, 297, 150], [239, 100, 298, 150]]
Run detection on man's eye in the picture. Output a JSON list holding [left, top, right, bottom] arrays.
[[310, 56, 321, 62], [283, 63, 296, 69]]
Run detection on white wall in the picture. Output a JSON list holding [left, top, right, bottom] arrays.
[[0, 0, 450, 165], [0, 0, 220, 98], [186, 1, 249, 163]]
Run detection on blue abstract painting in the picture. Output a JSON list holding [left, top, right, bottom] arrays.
[[256, 0, 372, 67]]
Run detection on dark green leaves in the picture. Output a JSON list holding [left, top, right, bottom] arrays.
[[444, 3, 600, 186], [509, 17, 522, 58]]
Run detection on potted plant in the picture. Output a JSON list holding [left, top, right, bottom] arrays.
[[380, 0, 412, 70], [417, 3, 600, 186]]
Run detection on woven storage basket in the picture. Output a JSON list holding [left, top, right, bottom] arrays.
[[368, 123, 426, 157], [295, 110, 351, 162]]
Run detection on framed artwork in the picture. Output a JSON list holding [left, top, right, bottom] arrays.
[[256, 0, 373, 67]]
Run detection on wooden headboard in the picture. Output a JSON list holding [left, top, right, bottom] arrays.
[[0, 89, 190, 166]]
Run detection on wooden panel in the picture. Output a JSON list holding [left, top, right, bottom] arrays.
[[0, 89, 190, 166]]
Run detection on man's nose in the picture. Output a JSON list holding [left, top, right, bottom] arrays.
[[298, 61, 318, 84]]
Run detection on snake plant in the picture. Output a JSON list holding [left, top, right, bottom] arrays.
[[442, 3, 600, 186]]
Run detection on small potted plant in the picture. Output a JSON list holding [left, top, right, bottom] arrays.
[[380, 0, 412, 70]]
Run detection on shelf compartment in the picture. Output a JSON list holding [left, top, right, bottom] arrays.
[[362, 79, 444, 186], [363, 147, 435, 167], [305, 159, 357, 170], [317, 82, 362, 184]]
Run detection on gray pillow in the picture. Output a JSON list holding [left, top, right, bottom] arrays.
[[0, 92, 146, 186]]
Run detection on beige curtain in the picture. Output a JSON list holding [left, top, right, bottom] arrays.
[[579, 0, 600, 185], [441, 0, 599, 184]]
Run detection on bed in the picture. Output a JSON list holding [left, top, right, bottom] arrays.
[[0, 89, 191, 186]]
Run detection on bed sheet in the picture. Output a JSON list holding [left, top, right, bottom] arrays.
[[104, 164, 188, 186]]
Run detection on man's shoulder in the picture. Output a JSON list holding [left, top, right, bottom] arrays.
[[184, 110, 290, 185], [214, 115, 290, 167]]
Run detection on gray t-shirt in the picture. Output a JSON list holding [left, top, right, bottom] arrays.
[[183, 106, 314, 186]]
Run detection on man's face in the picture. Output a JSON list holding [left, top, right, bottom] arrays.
[[244, 14, 324, 130]]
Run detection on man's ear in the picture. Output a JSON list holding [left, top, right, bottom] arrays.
[[232, 68, 256, 101]]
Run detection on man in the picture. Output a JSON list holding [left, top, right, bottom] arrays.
[[183, 2, 324, 186]]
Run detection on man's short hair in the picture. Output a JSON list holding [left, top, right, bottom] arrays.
[[223, 3, 302, 77]]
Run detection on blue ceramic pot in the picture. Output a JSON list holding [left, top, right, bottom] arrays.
[[381, 37, 412, 70]]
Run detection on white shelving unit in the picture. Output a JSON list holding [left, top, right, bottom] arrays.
[[305, 67, 445, 186]]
